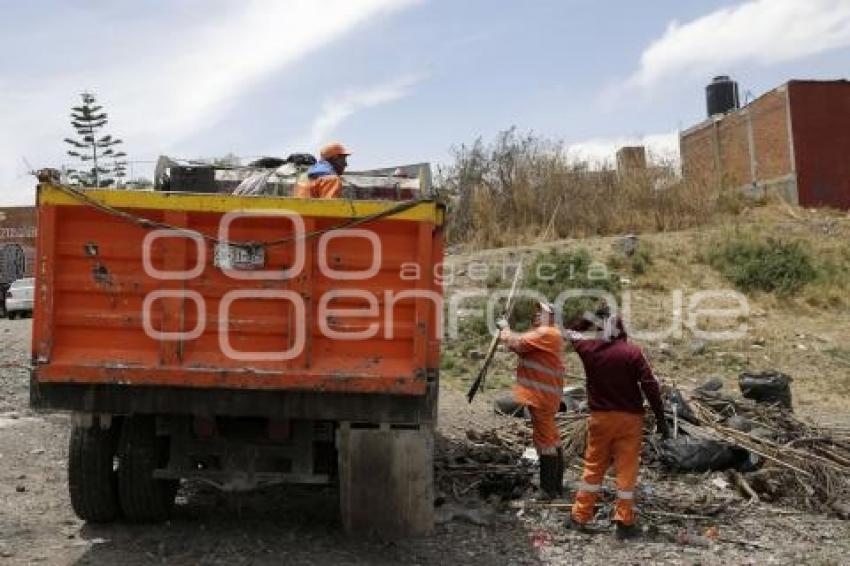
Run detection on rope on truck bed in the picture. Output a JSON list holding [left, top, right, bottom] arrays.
[[51, 184, 435, 249]]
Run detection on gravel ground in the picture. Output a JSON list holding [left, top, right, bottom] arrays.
[[1, 317, 848, 565]]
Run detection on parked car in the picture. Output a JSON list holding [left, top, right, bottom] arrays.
[[6, 277, 34, 319], [0, 283, 8, 317]]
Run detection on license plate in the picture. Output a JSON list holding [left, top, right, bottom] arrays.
[[214, 243, 265, 270]]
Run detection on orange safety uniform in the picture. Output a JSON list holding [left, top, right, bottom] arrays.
[[574, 411, 643, 525], [293, 175, 342, 199], [565, 320, 664, 527], [507, 325, 565, 451]]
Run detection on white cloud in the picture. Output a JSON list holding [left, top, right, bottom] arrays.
[[567, 130, 680, 167], [629, 0, 850, 88], [0, 0, 419, 205], [307, 73, 426, 146]]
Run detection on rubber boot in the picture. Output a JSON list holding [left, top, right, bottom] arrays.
[[565, 515, 590, 532], [614, 521, 640, 540], [555, 447, 565, 499], [539, 455, 560, 500]]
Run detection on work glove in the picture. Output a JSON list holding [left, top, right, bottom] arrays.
[[496, 317, 510, 330], [656, 418, 671, 439]]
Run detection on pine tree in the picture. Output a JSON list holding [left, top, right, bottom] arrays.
[[63, 92, 127, 187]]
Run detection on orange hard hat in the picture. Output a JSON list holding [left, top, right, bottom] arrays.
[[320, 142, 351, 160]]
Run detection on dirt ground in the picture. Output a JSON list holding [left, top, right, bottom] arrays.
[[1, 317, 849, 565]]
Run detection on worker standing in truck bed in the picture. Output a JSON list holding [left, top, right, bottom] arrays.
[[565, 308, 668, 540], [294, 142, 350, 198], [498, 301, 565, 499]]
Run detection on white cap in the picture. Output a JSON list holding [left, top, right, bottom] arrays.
[[539, 301, 554, 314]]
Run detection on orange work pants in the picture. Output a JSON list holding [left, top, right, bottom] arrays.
[[528, 406, 560, 454], [571, 411, 643, 526]]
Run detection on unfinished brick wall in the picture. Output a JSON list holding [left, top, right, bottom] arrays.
[[681, 80, 850, 209], [679, 124, 718, 188], [750, 87, 792, 181], [716, 110, 751, 187], [681, 86, 793, 192]]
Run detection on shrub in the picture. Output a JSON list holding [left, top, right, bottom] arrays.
[[450, 248, 622, 339], [453, 297, 491, 342], [485, 270, 504, 289], [607, 243, 652, 276], [511, 248, 621, 329], [629, 247, 652, 275], [707, 235, 817, 294]]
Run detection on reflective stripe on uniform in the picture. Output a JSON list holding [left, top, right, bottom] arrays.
[[518, 358, 563, 378], [576, 482, 602, 493], [516, 378, 563, 396], [617, 490, 634, 500]]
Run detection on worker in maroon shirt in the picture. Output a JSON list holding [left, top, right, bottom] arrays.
[[566, 308, 668, 540]]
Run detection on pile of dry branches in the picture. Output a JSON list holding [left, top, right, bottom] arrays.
[[435, 425, 533, 502], [436, 383, 849, 522], [678, 389, 850, 514]]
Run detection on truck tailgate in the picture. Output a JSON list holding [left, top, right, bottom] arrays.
[[32, 186, 444, 396]]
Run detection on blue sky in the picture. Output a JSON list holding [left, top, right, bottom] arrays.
[[2, 0, 850, 204]]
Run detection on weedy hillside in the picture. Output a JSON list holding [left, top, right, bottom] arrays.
[[440, 199, 850, 417]]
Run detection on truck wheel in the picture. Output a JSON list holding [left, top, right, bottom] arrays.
[[117, 416, 177, 522], [68, 424, 120, 523]]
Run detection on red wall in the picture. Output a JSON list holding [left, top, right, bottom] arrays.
[[790, 81, 850, 209]]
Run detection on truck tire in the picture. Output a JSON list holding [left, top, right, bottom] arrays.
[[68, 424, 120, 523], [117, 416, 177, 522]]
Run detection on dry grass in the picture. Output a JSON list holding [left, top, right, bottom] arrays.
[[438, 128, 747, 249]]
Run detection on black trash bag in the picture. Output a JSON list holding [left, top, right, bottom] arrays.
[[738, 370, 793, 409], [659, 436, 744, 472], [249, 156, 288, 168], [669, 388, 698, 424], [494, 394, 573, 416], [285, 153, 318, 167], [494, 395, 526, 418]]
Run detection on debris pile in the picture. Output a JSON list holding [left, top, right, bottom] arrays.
[[441, 371, 849, 524], [435, 427, 534, 502], [666, 378, 850, 516]]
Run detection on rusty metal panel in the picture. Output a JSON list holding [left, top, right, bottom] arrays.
[[32, 186, 444, 397], [789, 80, 850, 209]]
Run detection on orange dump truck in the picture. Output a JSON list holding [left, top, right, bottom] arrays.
[[30, 182, 444, 535]]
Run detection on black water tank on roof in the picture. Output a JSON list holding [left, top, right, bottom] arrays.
[[706, 75, 740, 117]]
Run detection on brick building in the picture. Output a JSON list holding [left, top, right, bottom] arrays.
[[0, 206, 36, 285], [680, 80, 850, 209]]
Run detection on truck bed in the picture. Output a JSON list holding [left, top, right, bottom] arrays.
[[31, 185, 444, 418]]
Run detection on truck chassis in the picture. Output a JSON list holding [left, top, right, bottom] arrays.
[[35, 374, 438, 536]]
